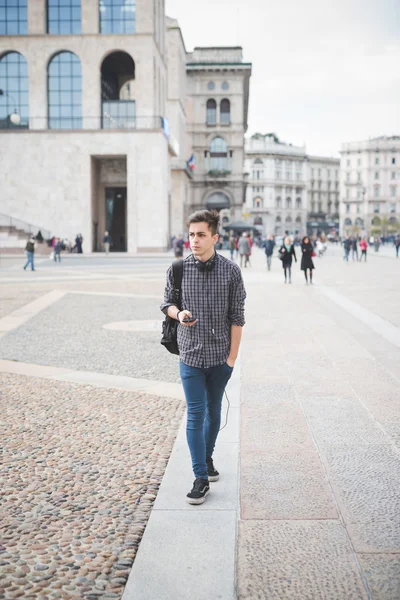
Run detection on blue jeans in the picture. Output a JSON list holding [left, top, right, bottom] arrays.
[[180, 361, 233, 480], [24, 251, 34, 270]]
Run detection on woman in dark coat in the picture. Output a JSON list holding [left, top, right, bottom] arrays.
[[301, 236, 315, 284], [278, 236, 297, 283]]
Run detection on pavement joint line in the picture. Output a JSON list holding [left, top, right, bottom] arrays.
[[67, 290, 161, 299], [0, 359, 184, 399], [0, 289, 66, 332], [122, 353, 242, 600], [319, 285, 400, 350]]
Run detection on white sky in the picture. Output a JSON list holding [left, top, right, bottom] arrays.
[[166, 0, 400, 157]]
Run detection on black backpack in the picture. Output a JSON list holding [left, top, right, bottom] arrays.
[[161, 259, 184, 355]]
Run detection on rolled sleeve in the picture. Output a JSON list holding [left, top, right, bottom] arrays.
[[160, 266, 176, 315], [228, 266, 246, 326]]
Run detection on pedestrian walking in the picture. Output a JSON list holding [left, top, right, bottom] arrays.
[[264, 234, 275, 271], [173, 234, 184, 258], [103, 231, 111, 254], [300, 236, 315, 284], [238, 232, 251, 268], [278, 236, 297, 283], [359, 237, 368, 262], [374, 237, 380, 252], [75, 234, 83, 254], [343, 236, 351, 261], [395, 235, 400, 258], [351, 237, 359, 261], [161, 209, 246, 505], [228, 235, 235, 261], [53, 237, 62, 263], [23, 237, 35, 271]]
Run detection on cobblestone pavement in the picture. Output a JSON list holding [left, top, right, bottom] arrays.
[[0, 259, 184, 599]]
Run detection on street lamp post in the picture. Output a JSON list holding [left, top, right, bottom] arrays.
[[0, 89, 21, 126]]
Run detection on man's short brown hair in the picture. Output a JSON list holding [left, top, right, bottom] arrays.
[[186, 210, 220, 236]]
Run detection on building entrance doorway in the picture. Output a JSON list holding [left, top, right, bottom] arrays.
[[105, 187, 127, 252]]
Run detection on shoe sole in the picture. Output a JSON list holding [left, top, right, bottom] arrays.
[[186, 489, 210, 505], [208, 474, 219, 482]]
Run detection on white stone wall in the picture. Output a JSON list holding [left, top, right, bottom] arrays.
[[0, 130, 170, 251]]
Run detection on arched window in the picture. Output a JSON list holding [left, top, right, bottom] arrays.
[[206, 99, 216, 125], [276, 216, 281, 223], [210, 137, 228, 171], [99, 0, 136, 34], [0, 52, 29, 129], [254, 216, 263, 225], [286, 215, 292, 223], [220, 98, 230, 124], [355, 218, 364, 226], [48, 52, 82, 129], [206, 192, 230, 210], [296, 197, 301, 209], [276, 196, 281, 209], [101, 51, 135, 128], [0, 0, 27, 34], [344, 218, 352, 226], [286, 197, 292, 209], [371, 217, 380, 226], [48, 0, 81, 34], [295, 215, 302, 223], [253, 197, 263, 209]]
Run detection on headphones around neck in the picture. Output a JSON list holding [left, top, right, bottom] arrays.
[[194, 253, 216, 273]]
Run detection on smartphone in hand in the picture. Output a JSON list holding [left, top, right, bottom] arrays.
[[182, 316, 196, 323]]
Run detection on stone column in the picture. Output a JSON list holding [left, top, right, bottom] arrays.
[[28, 0, 46, 34], [81, 0, 99, 34]]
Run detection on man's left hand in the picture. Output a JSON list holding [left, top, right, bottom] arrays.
[[226, 357, 236, 368]]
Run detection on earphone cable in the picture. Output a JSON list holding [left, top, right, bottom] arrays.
[[219, 390, 230, 431]]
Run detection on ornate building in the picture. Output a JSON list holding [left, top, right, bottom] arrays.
[[340, 136, 400, 237], [244, 134, 307, 237], [186, 47, 252, 229], [244, 134, 340, 237]]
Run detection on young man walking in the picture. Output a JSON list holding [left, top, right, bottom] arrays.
[[161, 210, 246, 504]]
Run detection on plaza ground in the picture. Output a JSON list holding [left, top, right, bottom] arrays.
[[0, 245, 399, 599]]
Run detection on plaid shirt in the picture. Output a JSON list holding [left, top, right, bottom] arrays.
[[161, 253, 246, 368]]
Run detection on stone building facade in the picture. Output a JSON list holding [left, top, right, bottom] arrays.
[[244, 134, 308, 237], [307, 156, 340, 236], [186, 47, 252, 230], [0, 2, 251, 250], [340, 136, 400, 237], [244, 134, 340, 238]]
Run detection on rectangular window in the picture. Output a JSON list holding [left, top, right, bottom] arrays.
[[346, 204, 350, 213], [48, 0, 82, 34], [391, 186, 397, 197], [392, 157, 396, 165], [275, 171, 281, 180], [357, 205, 360, 214], [375, 172, 379, 179], [374, 204, 380, 213], [286, 172, 291, 180], [357, 159, 361, 167], [100, 0, 136, 34], [346, 188, 350, 199], [392, 172, 396, 180], [0, 0, 27, 34], [391, 203, 396, 213], [374, 186, 380, 198], [346, 172, 350, 182], [375, 157, 379, 165]]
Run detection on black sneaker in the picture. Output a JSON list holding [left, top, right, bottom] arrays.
[[186, 478, 210, 505], [206, 456, 219, 482]]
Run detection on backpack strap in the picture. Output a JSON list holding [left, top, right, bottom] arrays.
[[171, 259, 184, 309]]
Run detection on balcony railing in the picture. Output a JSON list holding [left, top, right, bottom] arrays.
[[0, 116, 164, 131]]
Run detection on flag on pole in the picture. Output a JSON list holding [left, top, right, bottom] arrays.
[[187, 153, 195, 170]]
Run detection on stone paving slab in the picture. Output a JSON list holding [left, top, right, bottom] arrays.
[[122, 510, 237, 600], [237, 520, 367, 600], [357, 554, 400, 600]]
